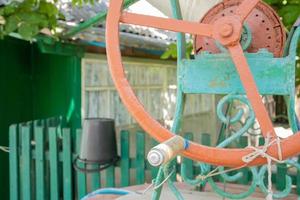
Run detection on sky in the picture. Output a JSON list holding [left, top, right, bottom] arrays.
[[128, 0, 167, 17]]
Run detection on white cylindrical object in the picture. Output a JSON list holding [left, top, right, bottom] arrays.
[[147, 136, 186, 167], [145, 0, 222, 22]]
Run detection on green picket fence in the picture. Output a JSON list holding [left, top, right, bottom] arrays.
[[9, 119, 299, 200], [8, 119, 200, 200]]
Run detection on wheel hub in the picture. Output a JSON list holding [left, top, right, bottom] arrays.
[[195, 0, 286, 57]]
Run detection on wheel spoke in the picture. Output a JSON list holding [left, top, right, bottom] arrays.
[[120, 12, 213, 37], [236, 0, 260, 22], [227, 44, 276, 138]]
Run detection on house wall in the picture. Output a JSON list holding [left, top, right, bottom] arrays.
[[81, 54, 219, 158], [0, 38, 34, 200]]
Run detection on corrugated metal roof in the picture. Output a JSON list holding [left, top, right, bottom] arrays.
[[1, 0, 177, 50], [58, 0, 177, 50]]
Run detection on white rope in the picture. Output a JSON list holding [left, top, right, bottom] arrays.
[[242, 133, 283, 200], [196, 164, 246, 181], [137, 168, 175, 195], [154, 169, 175, 190], [0, 146, 9, 153]]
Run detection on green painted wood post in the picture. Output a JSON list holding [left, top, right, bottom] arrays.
[[34, 126, 46, 200], [237, 136, 249, 185], [183, 132, 194, 179], [276, 163, 287, 191], [199, 133, 211, 188], [106, 166, 115, 187], [151, 139, 159, 179], [120, 130, 130, 187], [201, 133, 211, 146], [136, 131, 145, 184], [62, 128, 73, 200], [90, 167, 101, 191], [44, 119, 51, 200], [76, 129, 87, 198], [9, 125, 19, 200], [49, 127, 59, 200], [21, 125, 32, 200], [297, 155, 300, 195]]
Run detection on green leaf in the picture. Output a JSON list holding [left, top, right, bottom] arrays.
[[18, 22, 39, 39], [4, 15, 20, 33], [38, 1, 58, 17], [160, 50, 172, 59]]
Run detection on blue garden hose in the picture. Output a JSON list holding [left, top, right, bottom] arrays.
[[81, 188, 134, 200]]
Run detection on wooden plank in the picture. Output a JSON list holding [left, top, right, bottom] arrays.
[[90, 166, 101, 191], [62, 128, 73, 200], [44, 120, 50, 200], [21, 125, 31, 200], [34, 126, 45, 200], [76, 129, 87, 198], [9, 125, 19, 200], [120, 130, 130, 187], [276, 163, 287, 190], [201, 133, 211, 146], [183, 133, 194, 179], [237, 136, 249, 185], [297, 155, 300, 195], [49, 127, 59, 200], [136, 131, 145, 184], [150, 139, 159, 179], [106, 166, 115, 187]]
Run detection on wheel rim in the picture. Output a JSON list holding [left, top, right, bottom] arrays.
[[105, 0, 300, 167]]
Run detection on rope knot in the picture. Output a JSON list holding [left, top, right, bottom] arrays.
[[242, 133, 283, 200]]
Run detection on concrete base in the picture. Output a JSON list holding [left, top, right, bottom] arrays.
[[117, 189, 264, 200]]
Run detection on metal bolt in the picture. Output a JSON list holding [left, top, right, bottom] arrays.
[[147, 149, 164, 167], [220, 23, 233, 38]]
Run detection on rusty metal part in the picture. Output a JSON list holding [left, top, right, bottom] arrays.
[[194, 0, 286, 57]]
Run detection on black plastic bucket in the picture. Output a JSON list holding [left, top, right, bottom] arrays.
[[74, 118, 119, 173]]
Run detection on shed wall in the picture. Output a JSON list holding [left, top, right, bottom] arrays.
[[0, 37, 82, 199], [0, 38, 33, 200]]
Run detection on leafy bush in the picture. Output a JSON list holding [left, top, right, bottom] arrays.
[[0, 0, 63, 40]]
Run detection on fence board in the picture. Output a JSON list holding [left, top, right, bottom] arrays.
[[106, 166, 115, 187], [76, 129, 87, 198], [21, 125, 32, 200], [9, 125, 19, 200], [62, 129, 73, 200], [49, 127, 59, 200], [237, 136, 249, 185], [136, 132, 145, 184], [151, 139, 159, 179], [120, 130, 130, 187], [276, 163, 287, 191], [34, 126, 45, 200], [90, 167, 101, 191], [297, 155, 300, 195], [183, 133, 194, 179]]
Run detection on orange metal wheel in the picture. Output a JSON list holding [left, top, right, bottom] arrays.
[[105, 0, 300, 167]]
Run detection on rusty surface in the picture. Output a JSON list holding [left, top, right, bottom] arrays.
[[194, 0, 286, 57]]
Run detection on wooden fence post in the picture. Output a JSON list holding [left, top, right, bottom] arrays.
[[136, 131, 145, 184], [63, 128, 73, 200], [49, 127, 59, 200], [76, 129, 87, 199], [34, 126, 45, 200], [21, 125, 32, 200], [120, 130, 130, 187], [9, 125, 19, 200]]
